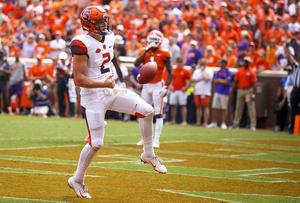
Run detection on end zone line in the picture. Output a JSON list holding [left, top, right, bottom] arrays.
[[0, 196, 68, 203]]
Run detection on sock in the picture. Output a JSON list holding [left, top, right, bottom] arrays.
[[139, 113, 155, 158], [154, 117, 163, 143], [74, 144, 98, 184]]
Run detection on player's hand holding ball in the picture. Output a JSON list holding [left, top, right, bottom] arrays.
[[137, 62, 157, 84]]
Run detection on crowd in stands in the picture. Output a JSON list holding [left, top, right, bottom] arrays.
[[0, 0, 299, 131]]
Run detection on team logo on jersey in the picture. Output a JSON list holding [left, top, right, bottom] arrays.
[[103, 45, 106, 49], [96, 48, 101, 53]]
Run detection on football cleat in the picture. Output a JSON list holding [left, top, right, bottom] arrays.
[[153, 140, 160, 148], [140, 153, 167, 174], [67, 177, 91, 198], [137, 139, 143, 146]]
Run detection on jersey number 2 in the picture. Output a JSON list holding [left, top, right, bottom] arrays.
[[100, 53, 110, 74]]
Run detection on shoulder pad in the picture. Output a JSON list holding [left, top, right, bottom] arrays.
[[70, 39, 88, 57]]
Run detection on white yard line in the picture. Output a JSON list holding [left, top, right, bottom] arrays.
[[159, 189, 241, 203], [0, 196, 68, 203]]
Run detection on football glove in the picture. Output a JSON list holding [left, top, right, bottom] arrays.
[[159, 86, 168, 98]]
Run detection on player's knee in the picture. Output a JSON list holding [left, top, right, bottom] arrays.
[[135, 103, 154, 118], [91, 140, 104, 151]]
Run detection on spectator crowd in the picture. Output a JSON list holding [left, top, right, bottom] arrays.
[[0, 0, 299, 133]]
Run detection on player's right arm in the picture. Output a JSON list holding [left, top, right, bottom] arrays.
[[73, 54, 115, 88], [134, 51, 146, 67]]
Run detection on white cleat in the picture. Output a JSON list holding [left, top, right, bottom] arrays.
[[67, 177, 91, 198], [207, 122, 217, 128], [140, 153, 167, 174], [137, 139, 143, 146], [221, 123, 227, 129], [153, 141, 160, 148]]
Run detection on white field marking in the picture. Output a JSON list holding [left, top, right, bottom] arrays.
[[0, 144, 83, 150], [232, 167, 281, 172], [240, 171, 296, 177], [102, 145, 300, 164], [0, 157, 295, 183], [97, 154, 185, 163], [108, 140, 193, 145], [229, 153, 267, 157], [160, 190, 300, 199], [158, 189, 240, 203], [0, 167, 106, 178], [0, 196, 68, 203], [223, 138, 300, 149]]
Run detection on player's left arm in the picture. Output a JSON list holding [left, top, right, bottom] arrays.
[[112, 54, 123, 82], [164, 57, 173, 87]]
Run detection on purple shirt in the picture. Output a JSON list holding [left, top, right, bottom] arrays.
[[214, 67, 232, 95], [237, 40, 249, 53], [130, 66, 141, 89], [185, 48, 204, 66]]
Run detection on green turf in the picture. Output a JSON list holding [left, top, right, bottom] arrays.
[[1, 115, 300, 202]]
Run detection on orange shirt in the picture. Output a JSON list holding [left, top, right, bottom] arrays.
[[49, 12, 70, 36], [226, 55, 237, 68], [220, 29, 239, 44], [35, 42, 50, 57], [126, 42, 142, 52], [266, 46, 278, 65], [162, 24, 178, 38], [138, 47, 171, 83], [51, 1, 63, 11], [29, 64, 48, 80], [171, 66, 191, 90], [245, 51, 259, 65], [2, 3, 16, 16], [193, 19, 209, 31], [204, 54, 221, 67], [214, 46, 226, 57], [252, 58, 273, 71], [135, 23, 148, 41], [46, 64, 56, 82], [9, 47, 22, 57], [234, 66, 257, 88], [109, 1, 124, 21]]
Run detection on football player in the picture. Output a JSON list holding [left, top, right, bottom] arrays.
[[134, 30, 173, 148], [67, 6, 167, 199]]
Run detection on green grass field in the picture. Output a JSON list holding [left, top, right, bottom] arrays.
[[0, 115, 300, 203]]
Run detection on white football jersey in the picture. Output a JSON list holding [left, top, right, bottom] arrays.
[[70, 33, 115, 91]]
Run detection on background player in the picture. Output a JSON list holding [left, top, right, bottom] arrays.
[[67, 6, 167, 199], [134, 30, 173, 148]]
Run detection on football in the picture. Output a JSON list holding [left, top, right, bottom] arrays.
[[137, 62, 158, 84]]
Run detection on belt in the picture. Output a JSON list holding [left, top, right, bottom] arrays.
[[238, 87, 251, 89]]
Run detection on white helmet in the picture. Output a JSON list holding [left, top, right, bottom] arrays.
[[147, 30, 164, 48]]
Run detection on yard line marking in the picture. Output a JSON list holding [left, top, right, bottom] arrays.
[[223, 138, 300, 150], [230, 153, 267, 157], [0, 196, 68, 203], [0, 167, 106, 178], [0, 145, 83, 150], [159, 189, 240, 203], [232, 167, 281, 172]]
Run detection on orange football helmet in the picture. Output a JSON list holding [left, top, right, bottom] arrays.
[[80, 6, 112, 36], [147, 30, 164, 48]]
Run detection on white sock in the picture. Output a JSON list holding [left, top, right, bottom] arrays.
[[74, 144, 98, 184], [139, 113, 155, 158], [154, 117, 163, 143]]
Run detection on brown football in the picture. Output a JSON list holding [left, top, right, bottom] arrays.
[[137, 62, 158, 84]]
